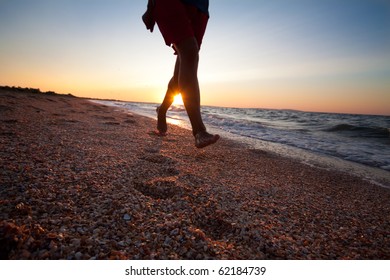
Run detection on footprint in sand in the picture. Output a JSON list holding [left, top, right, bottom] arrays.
[[195, 216, 236, 240], [88, 104, 112, 114], [0, 105, 13, 112], [103, 121, 121, 126], [141, 153, 180, 176], [52, 113, 66, 117], [95, 115, 116, 121], [134, 178, 183, 200], [2, 119, 18, 124], [124, 119, 135, 124], [0, 131, 16, 137], [178, 174, 205, 188], [45, 98, 57, 103], [140, 154, 177, 165], [144, 147, 159, 154], [93, 115, 122, 126], [28, 105, 45, 113]]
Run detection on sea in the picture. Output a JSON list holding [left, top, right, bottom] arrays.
[[92, 100, 390, 187]]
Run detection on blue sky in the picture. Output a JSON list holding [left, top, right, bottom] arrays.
[[0, 0, 389, 115]]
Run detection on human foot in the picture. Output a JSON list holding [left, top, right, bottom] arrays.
[[195, 131, 220, 148], [156, 106, 167, 136]]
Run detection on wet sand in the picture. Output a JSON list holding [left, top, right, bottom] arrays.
[[1, 87, 389, 259]]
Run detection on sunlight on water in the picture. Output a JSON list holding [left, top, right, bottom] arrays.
[[167, 116, 184, 127]]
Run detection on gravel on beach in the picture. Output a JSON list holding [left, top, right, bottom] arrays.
[[1, 88, 389, 259]]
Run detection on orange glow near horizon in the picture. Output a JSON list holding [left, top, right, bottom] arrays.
[[1, 1, 389, 116], [199, 81, 390, 116], [1, 78, 389, 116]]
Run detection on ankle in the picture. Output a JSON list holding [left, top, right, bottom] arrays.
[[157, 107, 167, 117], [193, 128, 207, 137]]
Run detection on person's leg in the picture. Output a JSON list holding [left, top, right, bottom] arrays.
[[174, 37, 205, 135], [174, 37, 220, 148], [153, 0, 219, 147], [156, 57, 180, 134]]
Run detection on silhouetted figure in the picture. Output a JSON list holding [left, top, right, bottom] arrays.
[[142, 0, 220, 148]]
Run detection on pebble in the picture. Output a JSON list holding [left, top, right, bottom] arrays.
[[75, 252, 83, 260], [71, 238, 81, 248], [170, 228, 180, 236], [163, 237, 172, 247]]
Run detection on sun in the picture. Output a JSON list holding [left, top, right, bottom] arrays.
[[172, 94, 184, 106]]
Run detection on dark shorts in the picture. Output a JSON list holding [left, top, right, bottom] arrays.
[[154, 0, 208, 50]]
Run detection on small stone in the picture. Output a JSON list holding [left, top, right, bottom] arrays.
[[75, 252, 83, 260], [20, 249, 31, 259], [49, 240, 58, 251], [39, 249, 50, 259], [123, 214, 131, 221], [71, 238, 81, 248], [163, 237, 172, 247]]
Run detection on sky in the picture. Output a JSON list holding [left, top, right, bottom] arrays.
[[0, 0, 389, 115]]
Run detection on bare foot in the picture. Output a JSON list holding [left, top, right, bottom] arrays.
[[195, 131, 220, 148], [156, 106, 167, 136], [153, 130, 167, 137]]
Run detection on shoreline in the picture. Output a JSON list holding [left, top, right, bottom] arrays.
[[91, 99, 390, 189], [1, 88, 389, 259], [236, 134, 390, 189]]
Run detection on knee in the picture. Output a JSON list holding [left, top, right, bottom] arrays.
[[168, 77, 179, 92], [175, 38, 199, 64]]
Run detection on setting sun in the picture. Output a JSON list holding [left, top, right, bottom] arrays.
[[173, 94, 184, 106]]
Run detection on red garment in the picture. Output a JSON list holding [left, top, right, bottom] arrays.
[[153, 0, 208, 49]]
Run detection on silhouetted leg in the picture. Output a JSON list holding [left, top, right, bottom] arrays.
[[174, 37, 220, 148], [156, 57, 180, 134]]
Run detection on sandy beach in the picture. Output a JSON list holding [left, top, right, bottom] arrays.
[[1, 87, 389, 260]]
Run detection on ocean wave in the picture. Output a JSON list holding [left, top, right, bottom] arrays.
[[325, 124, 390, 138], [169, 105, 186, 112]]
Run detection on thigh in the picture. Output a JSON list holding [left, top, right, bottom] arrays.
[[184, 5, 208, 49]]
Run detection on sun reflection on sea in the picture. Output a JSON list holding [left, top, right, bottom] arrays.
[[167, 116, 183, 127]]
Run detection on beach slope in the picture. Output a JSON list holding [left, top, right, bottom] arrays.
[[1, 88, 389, 259]]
